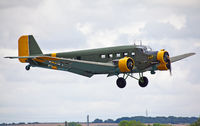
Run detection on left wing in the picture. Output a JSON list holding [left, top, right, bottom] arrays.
[[6, 56, 117, 77]]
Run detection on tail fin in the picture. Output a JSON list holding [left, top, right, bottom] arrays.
[[18, 35, 43, 63]]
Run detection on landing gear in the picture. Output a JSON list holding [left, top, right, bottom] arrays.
[[116, 77, 126, 88], [138, 76, 148, 87], [115, 72, 149, 88], [25, 65, 31, 71]]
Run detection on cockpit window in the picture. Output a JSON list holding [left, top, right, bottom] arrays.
[[146, 46, 152, 51], [138, 45, 152, 52]]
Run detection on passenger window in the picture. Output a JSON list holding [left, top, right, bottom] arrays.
[[131, 52, 135, 56], [108, 54, 113, 58], [123, 52, 128, 56], [116, 53, 121, 57], [100, 54, 106, 58]]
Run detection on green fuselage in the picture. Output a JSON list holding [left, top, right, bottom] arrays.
[[46, 45, 136, 62], [44, 45, 158, 72]]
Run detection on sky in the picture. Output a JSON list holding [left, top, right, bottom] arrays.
[[0, 0, 200, 123]]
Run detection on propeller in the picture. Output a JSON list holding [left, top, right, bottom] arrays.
[[164, 52, 172, 76], [168, 60, 172, 76], [127, 58, 134, 70]]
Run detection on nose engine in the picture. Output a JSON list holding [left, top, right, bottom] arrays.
[[157, 49, 171, 72]]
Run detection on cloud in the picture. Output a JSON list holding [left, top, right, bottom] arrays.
[[76, 22, 146, 48], [160, 14, 186, 30], [149, 0, 200, 8], [0, 0, 41, 9]]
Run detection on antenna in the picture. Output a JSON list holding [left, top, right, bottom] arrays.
[[87, 115, 89, 126], [146, 109, 148, 117], [128, 37, 136, 45]]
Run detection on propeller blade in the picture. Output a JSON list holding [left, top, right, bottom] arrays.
[[169, 60, 172, 76], [169, 65, 172, 76]]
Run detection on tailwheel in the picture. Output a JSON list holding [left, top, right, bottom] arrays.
[[25, 65, 31, 71], [138, 76, 148, 88], [116, 77, 126, 88]]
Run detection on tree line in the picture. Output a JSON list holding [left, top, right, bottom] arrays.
[[118, 119, 200, 126], [119, 120, 172, 126], [93, 116, 198, 124], [0, 116, 199, 126]]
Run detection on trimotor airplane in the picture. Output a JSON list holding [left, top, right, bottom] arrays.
[[5, 35, 195, 88]]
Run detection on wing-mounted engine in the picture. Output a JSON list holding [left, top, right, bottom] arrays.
[[118, 57, 135, 72], [157, 49, 171, 71]]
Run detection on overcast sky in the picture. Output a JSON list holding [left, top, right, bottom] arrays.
[[0, 0, 200, 123]]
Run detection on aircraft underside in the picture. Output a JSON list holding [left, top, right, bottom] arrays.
[[25, 60, 150, 88]]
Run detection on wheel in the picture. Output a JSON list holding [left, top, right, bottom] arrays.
[[116, 77, 126, 88], [25, 65, 30, 71], [138, 76, 148, 87]]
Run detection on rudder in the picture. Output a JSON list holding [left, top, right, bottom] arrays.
[[18, 35, 43, 63]]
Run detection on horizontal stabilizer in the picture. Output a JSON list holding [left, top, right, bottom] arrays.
[[4, 56, 39, 59]]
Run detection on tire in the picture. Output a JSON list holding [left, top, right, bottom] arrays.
[[116, 77, 126, 88], [139, 76, 148, 87], [25, 65, 30, 71]]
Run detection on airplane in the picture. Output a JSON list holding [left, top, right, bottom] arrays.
[[5, 35, 195, 88]]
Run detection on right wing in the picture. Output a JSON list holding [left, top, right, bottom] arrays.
[[170, 53, 195, 63]]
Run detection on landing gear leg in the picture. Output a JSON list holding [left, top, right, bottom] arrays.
[[115, 72, 149, 88], [25, 65, 31, 71]]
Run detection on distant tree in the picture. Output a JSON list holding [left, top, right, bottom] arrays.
[[28, 122, 39, 124], [68, 122, 81, 126], [119, 120, 145, 126], [190, 117, 200, 126], [18, 122, 26, 124], [104, 119, 115, 123], [119, 120, 129, 126], [153, 123, 172, 126], [93, 118, 103, 123], [116, 117, 132, 123], [0, 123, 7, 126]]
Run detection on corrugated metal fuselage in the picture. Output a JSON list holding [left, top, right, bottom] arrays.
[[44, 45, 158, 72]]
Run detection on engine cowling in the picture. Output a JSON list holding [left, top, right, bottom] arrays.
[[157, 49, 171, 70], [118, 57, 135, 72]]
